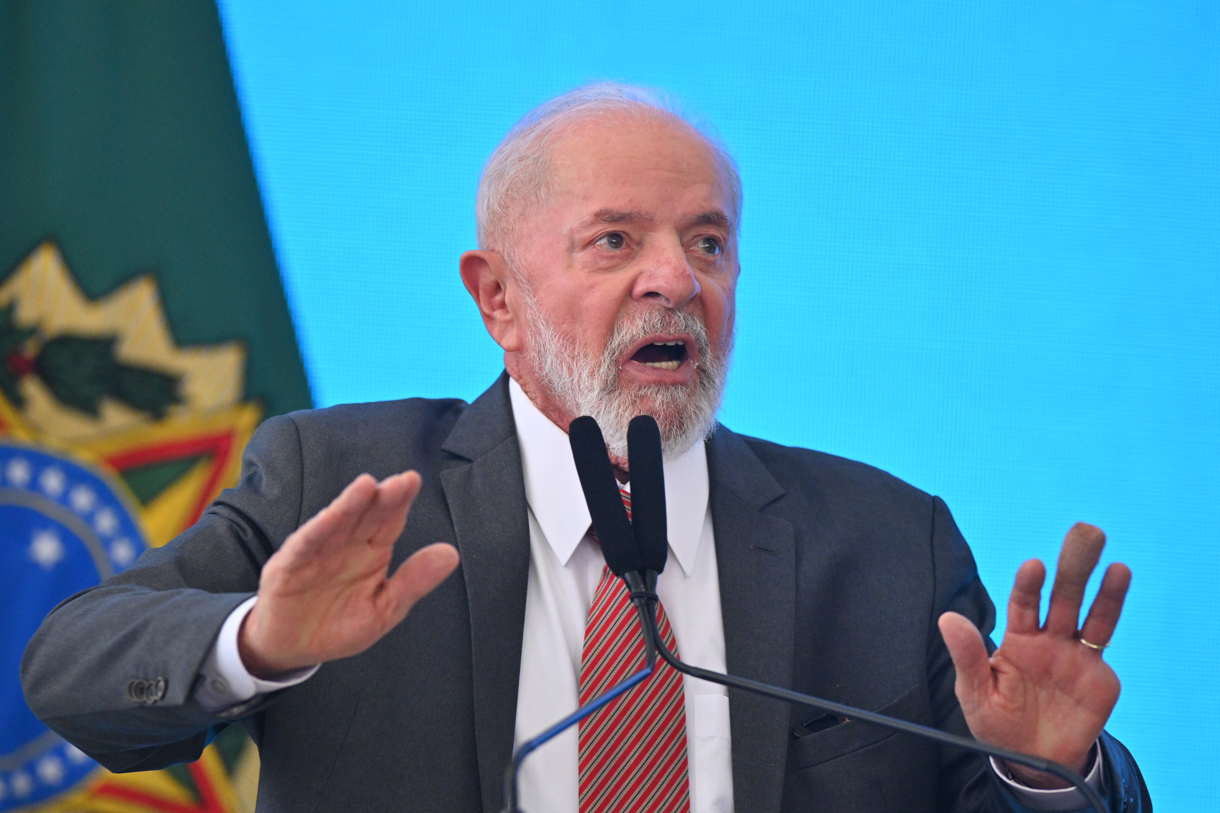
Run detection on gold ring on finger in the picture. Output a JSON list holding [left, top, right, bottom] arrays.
[[1078, 636, 1110, 651]]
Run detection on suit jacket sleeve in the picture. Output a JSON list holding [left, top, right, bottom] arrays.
[[926, 498, 1150, 813], [20, 413, 308, 772]]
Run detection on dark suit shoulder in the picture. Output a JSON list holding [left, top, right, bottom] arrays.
[[244, 397, 472, 518], [729, 430, 987, 641], [277, 398, 466, 465], [281, 396, 468, 442], [732, 431, 934, 516]]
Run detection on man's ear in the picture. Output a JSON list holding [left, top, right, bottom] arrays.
[[460, 249, 523, 352]]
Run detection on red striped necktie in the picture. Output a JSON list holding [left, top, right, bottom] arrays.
[[579, 488, 690, 813]]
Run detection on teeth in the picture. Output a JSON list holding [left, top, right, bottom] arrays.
[[642, 360, 681, 371], [650, 340, 684, 346]]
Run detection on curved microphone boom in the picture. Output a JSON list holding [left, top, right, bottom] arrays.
[[602, 416, 1110, 813]]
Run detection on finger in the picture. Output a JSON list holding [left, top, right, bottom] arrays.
[[379, 543, 461, 625], [938, 612, 993, 715], [1079, 562, 1131, 651], [1043, 523, 1106, 636], [349, 471, 422, 549], [1006, 559, 1046, 636], [285, 473, 379, 557], [368, 471, 422, 547]]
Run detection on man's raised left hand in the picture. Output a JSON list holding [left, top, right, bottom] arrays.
[[938, 523, 1131, 788]]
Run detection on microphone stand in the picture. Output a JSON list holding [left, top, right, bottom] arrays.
[[500, 598, 658, 813], [625, 581, 1108, 813]]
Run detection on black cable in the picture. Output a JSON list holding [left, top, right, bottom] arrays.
[[630, 593, 1108, 813]]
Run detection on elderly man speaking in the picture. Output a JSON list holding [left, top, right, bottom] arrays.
[[23, 84, 1148, 813]]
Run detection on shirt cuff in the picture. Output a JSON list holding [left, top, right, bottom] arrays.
[[990, 742, 1105, 812], [194, 596, 319, 713]]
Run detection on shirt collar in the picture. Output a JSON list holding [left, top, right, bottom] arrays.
[[509, 376, 708, 577]]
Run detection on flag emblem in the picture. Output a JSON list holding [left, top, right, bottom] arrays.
[[0, 442, 147, 810], [1, 243, 263, 812]]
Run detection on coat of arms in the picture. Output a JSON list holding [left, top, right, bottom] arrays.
[[1, 243, 262, 813]]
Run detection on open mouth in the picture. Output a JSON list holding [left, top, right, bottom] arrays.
[[629, 340, 688, 371]]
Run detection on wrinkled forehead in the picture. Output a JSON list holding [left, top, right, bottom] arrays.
[[543, 113, 735, 226]]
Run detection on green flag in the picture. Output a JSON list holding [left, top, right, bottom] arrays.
[[0, 1, 310, 810]]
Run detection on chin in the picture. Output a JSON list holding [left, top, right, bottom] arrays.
[[595, 379, 720, 461]]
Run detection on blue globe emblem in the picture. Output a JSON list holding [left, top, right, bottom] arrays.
[[0, 442, 147, 810]]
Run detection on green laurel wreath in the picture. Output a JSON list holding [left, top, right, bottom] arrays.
[[0, 303, 182, 419]]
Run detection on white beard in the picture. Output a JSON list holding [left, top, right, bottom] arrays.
[[519, 288, 733, 460]]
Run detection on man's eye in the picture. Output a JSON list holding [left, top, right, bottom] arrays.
[[695, 236, 722, 256], [595, 232, 626, 250]]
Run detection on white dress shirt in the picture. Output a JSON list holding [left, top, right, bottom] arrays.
[[197, 377, 1103, 811]]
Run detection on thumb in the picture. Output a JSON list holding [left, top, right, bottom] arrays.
[[380, 543, 461, 625], [938, 611, 993, 713]]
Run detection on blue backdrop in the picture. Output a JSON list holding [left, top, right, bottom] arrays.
[[217, 2, 1218, 808]]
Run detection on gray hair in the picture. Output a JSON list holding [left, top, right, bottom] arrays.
[[475, 82, 743, 252]]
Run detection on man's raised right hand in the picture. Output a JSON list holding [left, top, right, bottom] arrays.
[[238, 471, 460, 678]]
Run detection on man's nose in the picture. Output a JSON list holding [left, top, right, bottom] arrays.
[[632, 239, 700, 309]]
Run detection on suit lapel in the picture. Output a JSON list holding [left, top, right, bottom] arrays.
[[707, 426, 795, 813], [440, 374, 531, 813]]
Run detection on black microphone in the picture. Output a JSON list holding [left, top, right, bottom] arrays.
[[627, 415, 667, 576], [572, 414, 659, 624], [608, 417, 1110, 813], [569, 416, 642, 577]]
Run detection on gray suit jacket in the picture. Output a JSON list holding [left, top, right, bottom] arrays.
[[22, 374, 1149, 812]]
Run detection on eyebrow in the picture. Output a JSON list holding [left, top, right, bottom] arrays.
[[685, 210, 731, 230], [575, 208, 732, 231], [576, 209, 655, 228]]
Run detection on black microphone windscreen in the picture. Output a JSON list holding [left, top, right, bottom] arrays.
[[569, 416, 642, 577], [627, 416, 668, 574]]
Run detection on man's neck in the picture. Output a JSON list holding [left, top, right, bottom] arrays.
[[505, 353, 631, 482]]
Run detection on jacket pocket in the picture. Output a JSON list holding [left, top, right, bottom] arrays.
[[787, 682, 931, 771]]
